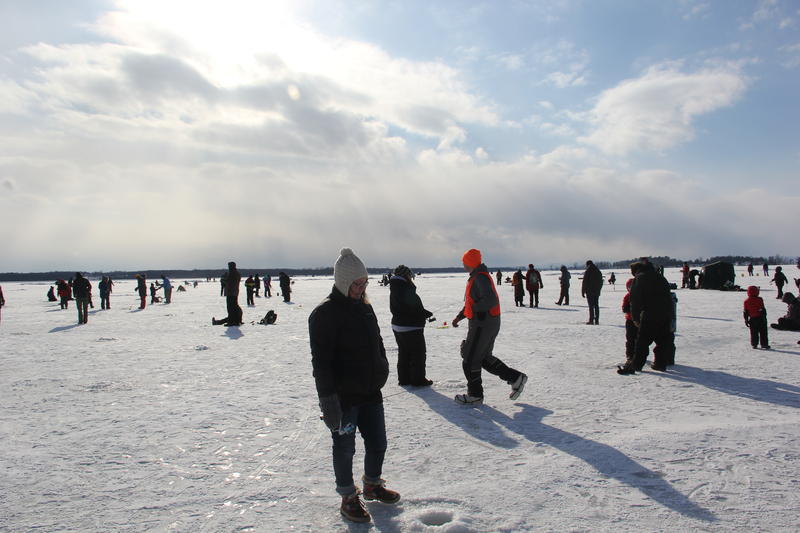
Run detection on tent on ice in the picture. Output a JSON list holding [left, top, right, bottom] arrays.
[[701, 261, 736, 290]]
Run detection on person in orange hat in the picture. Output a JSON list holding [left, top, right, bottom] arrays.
[[451, 249, 527, 404]]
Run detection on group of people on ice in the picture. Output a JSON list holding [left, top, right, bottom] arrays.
[[308, 247, 527, 523]]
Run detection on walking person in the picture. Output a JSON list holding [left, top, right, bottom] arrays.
[[279, 272, 291, 303], [771, 266, 788, 299], [763, 263, 769, 276], [309, 248, 399, 523], [681, 262, 690, 288], [555, 265, 571, 305], [72, 272, 91, 324], [220, 272, 227, 297], [57, 279, 71, 309], [525, 264, 543, 308], [255, 274, 261, 297], [98, 276, 113, 309], [212, 262, 243, 326], [389, 264, 433, 387], [747, 263, 754, 276], [581, 260, 603, 325], [135, 274, 147, 309], [617, 261, 676, 374], [743, 286, 770, 349], [451, 249, 527, 405], [0, 285, 5, 324]]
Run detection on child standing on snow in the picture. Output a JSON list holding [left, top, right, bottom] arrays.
[[743, 286, 770, 349], [621, 278, 644, 363]]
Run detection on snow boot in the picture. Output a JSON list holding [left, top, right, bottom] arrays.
[[340, 490, 370, 523], [454, 393, 483, 405], [362, 478, 401, 504], [617, 365, 636, 375], [509, 373, 528, 400]]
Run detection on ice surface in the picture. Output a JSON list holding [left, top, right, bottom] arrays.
[[2, 267, 799, 532]]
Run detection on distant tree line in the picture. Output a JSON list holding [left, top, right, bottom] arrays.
[[1, 256, 795, 282]]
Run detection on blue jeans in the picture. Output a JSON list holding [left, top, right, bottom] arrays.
[[331, 401, 387, 495]]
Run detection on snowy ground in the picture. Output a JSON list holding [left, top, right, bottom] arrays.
[[2, 265, 800, 532]]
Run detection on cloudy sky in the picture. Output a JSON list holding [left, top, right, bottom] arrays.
[[1, 0, 798, 271]]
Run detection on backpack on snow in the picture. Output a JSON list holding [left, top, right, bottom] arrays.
[[258, 310, 277, 325]]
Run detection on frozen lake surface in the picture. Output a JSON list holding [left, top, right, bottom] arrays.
[[2, 266, 799, 532]]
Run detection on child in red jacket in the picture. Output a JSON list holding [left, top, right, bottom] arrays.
[[743, 286, 770, 349]]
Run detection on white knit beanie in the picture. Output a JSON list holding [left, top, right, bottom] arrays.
[[334, 248, 368, 295]]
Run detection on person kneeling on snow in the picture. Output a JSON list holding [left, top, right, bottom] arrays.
[[770, 292, 800, 331]]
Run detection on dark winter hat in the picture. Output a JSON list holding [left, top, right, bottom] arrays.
[[782, 292, 795, 303], [394, 265, 415, 280], [529, 264, 534, 269], [228, 261, 236, 269], [334, 248, 368, 295]]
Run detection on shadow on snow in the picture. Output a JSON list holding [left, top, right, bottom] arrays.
[[657, 364, 800, 409], [412, 388, 716, 522]]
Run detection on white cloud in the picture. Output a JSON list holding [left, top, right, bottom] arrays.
[[779, 43, 800, 68], [580, 62, 748, 155]]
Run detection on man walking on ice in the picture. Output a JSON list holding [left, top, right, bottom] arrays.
[[452, 248, 527, 405]]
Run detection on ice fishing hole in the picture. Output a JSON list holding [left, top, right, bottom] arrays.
[[419, 509, 454, 526]]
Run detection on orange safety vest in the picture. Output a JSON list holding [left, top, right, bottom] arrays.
[[464, 271, 501, 319]]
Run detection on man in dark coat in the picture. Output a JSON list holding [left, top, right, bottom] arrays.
[[618, 261, 675, 374], [581, 260, 603, 325], [279, 272, 291, 303], [212, 262, 243, 326], [72, 272, 92, 324], [135, 274, 147, 309], [555, 265, 571, 305], [525, 264, 543, 308], [309, 248, 398, 523], [389, 265, 433, 386]]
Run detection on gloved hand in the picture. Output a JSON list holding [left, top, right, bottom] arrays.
[[744, 319, 750, 328], [319, 394, 342, 432], [452, 316, 461, 328]]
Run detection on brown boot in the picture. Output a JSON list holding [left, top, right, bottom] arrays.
[[340, 490, 370, 523], [363, 478, 401, 504]]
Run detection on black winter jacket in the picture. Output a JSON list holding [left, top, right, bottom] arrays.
[[630, 264, 674, 323], [581, 264, 603, 296], [309, 286, 389, 408], [72, 276, 92, 298], [389, 276, 432, 327]]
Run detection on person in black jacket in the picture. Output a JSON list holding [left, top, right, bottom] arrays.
[[389, 265, 433, 386], [72, 272, 92, 324], [771, 266, 788, 299], [555, 265, 571, 305], [279, 272, 291, 302], [135, 274, 147, 309], [309, 248, 399, 523], [581, 260, 603, 325], [618, 261, 675, 374], [0, 285, 5, 324], [213, 262, 243, 326]]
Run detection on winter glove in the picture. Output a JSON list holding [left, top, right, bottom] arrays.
[[425, 309, 433, 318], [744, 319, 750, 328], [452, 316, 461, 328], [318, 394, 342, 432]]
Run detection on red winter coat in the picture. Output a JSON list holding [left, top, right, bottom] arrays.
[[743, 286, 765, 319]]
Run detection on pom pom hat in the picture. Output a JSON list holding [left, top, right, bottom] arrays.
[[462, 248, 482, 270], [334, 248, 368, 295]]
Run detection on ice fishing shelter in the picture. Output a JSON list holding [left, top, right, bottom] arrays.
[[701, 261, 735, 290]]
